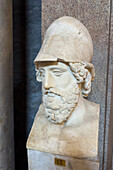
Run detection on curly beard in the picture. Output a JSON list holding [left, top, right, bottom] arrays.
[[42, 82, 80, 124]]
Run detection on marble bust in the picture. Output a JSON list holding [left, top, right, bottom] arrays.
[[27, 16, 99, 161]]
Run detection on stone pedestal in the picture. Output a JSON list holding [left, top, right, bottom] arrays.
[[27, 150, 99, 170], [0, 0, 14, 169]]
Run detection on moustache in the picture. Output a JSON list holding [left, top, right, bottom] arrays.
[[43, 88, 64, 96]]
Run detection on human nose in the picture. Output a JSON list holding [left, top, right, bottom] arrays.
[[43, 70, 53, 89]]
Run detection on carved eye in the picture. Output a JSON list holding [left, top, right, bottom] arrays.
[[52, 69, 63, 76]]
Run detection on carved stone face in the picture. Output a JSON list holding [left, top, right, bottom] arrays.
[[37, 62, 80, 123], [34, 17, 95, 124]]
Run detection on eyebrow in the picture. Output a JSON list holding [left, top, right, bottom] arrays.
[[39, 66, 67, 72], [49, 67, 67, 72]]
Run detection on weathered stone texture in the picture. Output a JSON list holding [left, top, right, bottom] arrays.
[[0, 0, 14, 169], [27, 150, 99, 170], [103, 2, 113, 169]]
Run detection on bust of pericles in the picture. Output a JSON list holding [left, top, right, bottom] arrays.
[[27, 16, 99, 161]]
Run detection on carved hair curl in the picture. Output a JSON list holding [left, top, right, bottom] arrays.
[[69, 62, 94, 97]]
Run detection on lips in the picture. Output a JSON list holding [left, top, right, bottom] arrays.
[[47, 92, 56, 97]]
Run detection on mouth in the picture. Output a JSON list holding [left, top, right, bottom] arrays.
[[47, 92, 56, 97], [44, 91, 58, 97]]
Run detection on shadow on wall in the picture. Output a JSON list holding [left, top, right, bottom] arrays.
[[13, 0, 41, 169]]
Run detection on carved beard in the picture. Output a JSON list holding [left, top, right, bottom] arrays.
[[42, 83, 80, 123]]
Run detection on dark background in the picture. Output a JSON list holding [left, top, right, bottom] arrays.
[[13, 0, 41, 169]]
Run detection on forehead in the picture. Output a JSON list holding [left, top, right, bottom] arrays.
[[38, 61, 69, 69]]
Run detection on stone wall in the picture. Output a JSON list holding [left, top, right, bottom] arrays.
[[13, 0, 41, 169], [0, 0, 14, 169]]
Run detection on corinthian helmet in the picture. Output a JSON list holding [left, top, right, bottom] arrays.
[[34, 16, 95, 94]]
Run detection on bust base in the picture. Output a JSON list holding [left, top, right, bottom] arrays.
[[27, 102, 99, 160], [27, 149, 99, 170]]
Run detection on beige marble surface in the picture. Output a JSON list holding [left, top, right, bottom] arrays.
[[27, 17, 99, 164], [35, 16, 93, 64], [27, 149, 99, 170], [27, 99, 99, 161]]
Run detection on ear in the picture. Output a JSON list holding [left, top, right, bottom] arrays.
[[36, 69, 42, 82]]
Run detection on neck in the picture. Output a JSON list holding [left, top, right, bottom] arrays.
[[65, 91, 86, 127]]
